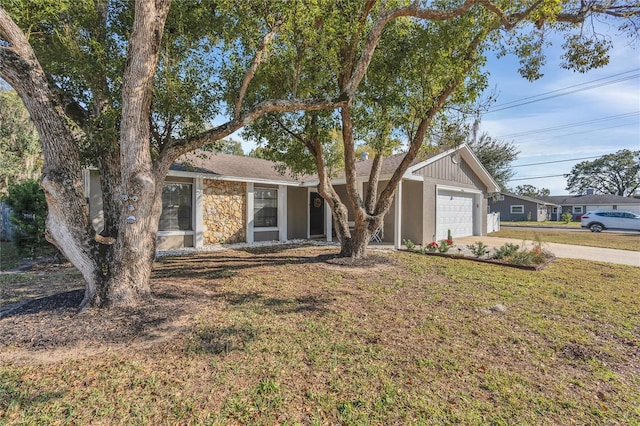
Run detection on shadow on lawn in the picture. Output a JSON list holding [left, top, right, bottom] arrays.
[[187, 292, 332, 355], [220, 291, 332, 315], [153, 251, 339, 282]]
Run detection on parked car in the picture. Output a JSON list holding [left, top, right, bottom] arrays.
[[580, 210, 640, 232]]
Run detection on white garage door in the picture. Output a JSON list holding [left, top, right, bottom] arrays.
[[436, 189, 474, 240]]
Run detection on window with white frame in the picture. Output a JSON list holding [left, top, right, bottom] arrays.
[[510, 205, 524, 214], [254, 188, 278, 227], [159, 183, 192, 231], [572, 206, 583, 214]]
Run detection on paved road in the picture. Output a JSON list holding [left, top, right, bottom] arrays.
[[455, 236, 640, 267]]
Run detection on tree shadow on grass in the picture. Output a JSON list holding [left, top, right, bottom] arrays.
[[186, 324, 258, 355], [152, 251, 340, 283], [220, 291, 332, 314], [186, 293, 333, 355], [0, 289, 83, 319]]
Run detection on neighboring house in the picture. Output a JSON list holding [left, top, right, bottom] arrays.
[[84, 144, 500, 250], [539, 193, 640, 221], [489, 192, 559, 222]]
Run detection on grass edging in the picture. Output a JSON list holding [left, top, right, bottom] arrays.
[[404, 250, 556, 271]]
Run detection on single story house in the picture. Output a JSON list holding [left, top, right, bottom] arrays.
[[83, 144, 500, 250], [489, 192, 559, 222], [539, 193, 640, 221]]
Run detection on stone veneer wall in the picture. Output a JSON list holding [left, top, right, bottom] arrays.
[[203, 180, 246, 245]]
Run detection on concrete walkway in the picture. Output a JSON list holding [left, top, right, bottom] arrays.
[[455, 236, 640, 267]]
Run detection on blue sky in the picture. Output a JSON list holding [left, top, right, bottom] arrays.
[[478, 32, 639, 195]]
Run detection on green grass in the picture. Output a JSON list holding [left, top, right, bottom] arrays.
[[501, 220, 582, 228], [1, 247, 639, 424], [490, 228, 640, 251]]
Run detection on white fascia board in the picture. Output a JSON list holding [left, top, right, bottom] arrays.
[[436, 184, 483, 194], [166, 170, 300, 187], [302, 174, 423, 187]]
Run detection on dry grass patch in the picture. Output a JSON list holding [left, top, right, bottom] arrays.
[[1, 245, 639, 424]]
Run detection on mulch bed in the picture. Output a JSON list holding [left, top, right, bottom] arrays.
[[413, 251, 557, 270]]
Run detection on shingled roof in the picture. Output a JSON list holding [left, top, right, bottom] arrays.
[[539, 194, 640, 205], [171, 152, 306, 183], [501, 192, 559, 206], [168, 144, 500, 192], [171, 150, 438, 184]]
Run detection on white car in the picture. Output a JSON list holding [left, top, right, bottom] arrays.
[[580, 210, 640, 232]]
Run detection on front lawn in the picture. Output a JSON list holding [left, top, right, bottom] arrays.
[[501, 220, 582, 228], [491, 228, 640, 251], [1, 246, 639, 424]]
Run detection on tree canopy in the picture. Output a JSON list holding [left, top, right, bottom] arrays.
[[0, 89, 42, 194], [468, 132, 520, 191], [513, 184, 551, 198], [565, 149, 640, 196]]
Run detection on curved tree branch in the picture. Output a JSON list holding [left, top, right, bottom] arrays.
[[234, 19, 282, 119], [156, 96, 348, 170]]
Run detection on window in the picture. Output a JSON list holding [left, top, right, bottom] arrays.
[[159, 183, 192, 231], [498, 195, 505, 201], [254, 188, 278, 227], [552, 207, 558, 213], [572, 206, 583, 214], [510, 205, 524, 214]]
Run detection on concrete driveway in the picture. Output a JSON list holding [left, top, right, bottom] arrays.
[[455, 236, 640, 267]]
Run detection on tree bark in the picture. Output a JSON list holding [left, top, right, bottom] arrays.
[[0, 2, 172, 309]]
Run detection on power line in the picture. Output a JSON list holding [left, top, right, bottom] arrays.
[[510, 168, 637, 182], [507, 121, 639, 143], [510, 174, 566, 181], [484, 69, 640, 113], [498, 111, 640, 139], [512, 155, 603, 168]]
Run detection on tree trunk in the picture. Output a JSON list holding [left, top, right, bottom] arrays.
[[0, 2, 171, 310]]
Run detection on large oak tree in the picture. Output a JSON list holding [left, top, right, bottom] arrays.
[[0, 0, 342, 309], [0, 0, 638, 308], [565, 149, 640, 196], [243, 0, 639, 258]]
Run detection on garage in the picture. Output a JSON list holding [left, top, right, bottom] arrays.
[[436, 188, 479, 240]]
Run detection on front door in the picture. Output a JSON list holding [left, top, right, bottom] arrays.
[[309, 192, 324, 236]]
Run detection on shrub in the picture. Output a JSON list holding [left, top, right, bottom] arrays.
[[403, 239, 416, 250], [438, 239, 453, 253], [426, 241, 439, 252], [508, 243, 554, 266], [467, 241, 490, 258], [2, 180, 54, 258], [493, 243, 520, 260], [561, 211, 573, 223]]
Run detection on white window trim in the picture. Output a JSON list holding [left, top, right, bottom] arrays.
[[572, 206, 584, 214], [160, 181, 194, 233], [254, 186, 279, 228], [254, 226, 279, 233], [510, 205, 524, 214], [158, 230, 195, 236], [248, 184, 287, 242]]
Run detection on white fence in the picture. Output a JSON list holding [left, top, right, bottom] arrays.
[[487, 212, 500, 234]]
